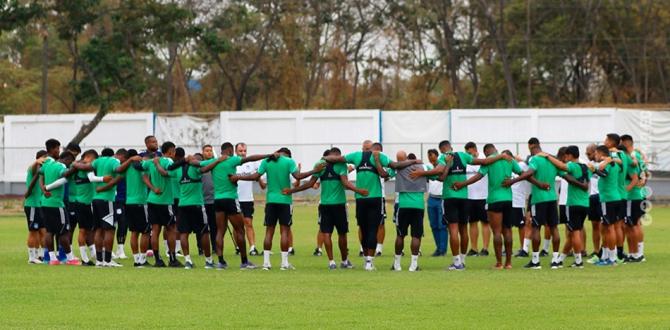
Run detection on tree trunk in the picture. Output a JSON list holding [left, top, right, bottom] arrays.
[[40, 33, 48, 114], [525, 0, 531, 107], [166, 42, 177, 112], [71, 38, 78, 113], [70, 102, 109, 145]]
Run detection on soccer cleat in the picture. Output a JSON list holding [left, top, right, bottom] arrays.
[[204, 261, 215, 269], [95, 260, 103, 267], [640, 255, 647, 262], [313, 248, 323, 257], [262, 263, 271, 271], [390, 264, 402, 271], [447, 263, 465, 271], [550, 262, 559, 269], [65, 259, 81, 266], [240, 262, 257, 270], [154, 259, 166, 268], [107, 260, 123, 267], [141, 261, 151, 267], [249, 247, 259, 256], [570, 262, 584, 269], [375, 251, 382, 257], [466, 249, 479, 257], [82, 260, 96, 267], [133, 262, 144, 268], [615, 258, 625, 265], [184, 261, 194, 269], [116, 250, 128, 260], [48, 260, 61, 266], [514, 250, 529, 258], [539, 250, 549, 257], [168, 260, 183, 268], [587, 255, 600, 264], [340, 260, 354, 269], [216, 261, 228, 270], [280, 264, 295, 271], [588, 252, 598, 258], [523, 261, 541, 269], [29, 258, 42, 265], [364, 262, 376, 271], [409, 266, 420, 272], [595, 259, 614, 266], [479, 249, 489, 257], [328, 263, 337, 270]]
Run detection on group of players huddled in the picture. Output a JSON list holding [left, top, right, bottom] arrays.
[[22, 132, 648, 271]]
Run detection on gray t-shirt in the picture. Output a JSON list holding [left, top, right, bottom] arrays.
[[201, 172, 215, 205], [395, 164, 427, 193]]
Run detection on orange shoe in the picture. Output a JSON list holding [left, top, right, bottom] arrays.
[[48, 260, 61, 265], [65, 259, 81, 266]]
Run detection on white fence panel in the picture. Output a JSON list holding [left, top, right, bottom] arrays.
[[155, 114, 220, 155]]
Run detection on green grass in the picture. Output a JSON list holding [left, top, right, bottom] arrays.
[[1, 203, 669, 329]]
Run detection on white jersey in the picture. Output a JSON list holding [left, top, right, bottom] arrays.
[[428, 164, 443, 197], [236, 161, 260, 202], [558, 178, 568, 206], [589, 161, 599, 195], [512, 162, 531, 208], [466, 164, 488, 200]]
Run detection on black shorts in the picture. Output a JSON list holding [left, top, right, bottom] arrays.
[[319, 204, 348, 234], [177, 205, 210, 235], [588, 195, 601, 221], [147, 203, 176, 227], [530, 201, 559, 228], [396, 208, 424, 238], [66, 203, 77, 229], [443, 198, 468, 224], [92, 199, 116, 230], [467, 199, 488, 223], [559, 205, 568, 224], [600, 201, 620, 225], [24, 206, 44, 231], [511, 207, 526, 228], [566, 205, 588, 231], [214, 198, 241, 215], [240, 201, 254, 218], [126, 204, 150, 234], [488, 201, 515, 228], [42, 206, 69, 235], [355, 198, 385, 227], [625, 200, 645, 226], [73, 202, 95, 230], [113, 201, 126, 226], [616, 199, 627, 221], [264, 203, 293, 227]]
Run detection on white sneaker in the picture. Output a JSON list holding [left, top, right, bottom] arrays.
[[28, 258, 41, 264], [280, 264, 295, 271], [112, 252, 118, 260], [107, 260, 123, 267], [391, 264, 402, 271], [364, 261, 376, 271], [262, 263, 272, 271], [116, 250, 128, 259], [409, 265, 419, 272]]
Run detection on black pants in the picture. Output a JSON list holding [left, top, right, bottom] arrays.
[[356, 198, 384, 251]]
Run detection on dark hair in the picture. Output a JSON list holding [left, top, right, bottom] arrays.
[[483, 143, 495, 152], [407, 153, 417, 160], [45, 139, 60, 151], [596, 145, 610, 155], [464, 142, 477, 150], [101, 148, 114, 157], [502, 150, 513, 157], [279, 147, 292, 157], [115, 148, 129, 158], [221, 142, 234, 152], [194, 153, 203, 158], [65, 142, 81, 153], [322, 149, 331, 157], [36, 150, 47, 159], [557, 146, 567, 158], [606, 133, 621, 146], [438, 140, 450, 149], [59, 151, 74, 161], [144, 135, 156, 143], [617, 145, 626, 151], [565, 145, 580, 159], [202, 144, 213, 150], [528, 137, 540, 145], [234, 142, 246, 150], [330, 147, 342, 155], [372, 142, 383, 151], [427, 149, 439, 157], [161, 141, 176, 154], [82, 149, 99, 159], [175, 147, 185, 158], [127, 149, 138, 157], [621, 134, 633, 143]]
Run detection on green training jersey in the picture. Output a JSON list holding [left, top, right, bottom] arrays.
[[438, 151, 473, 200], [258, 156, 298, 204], [344, 151, 390, 199], [92, 156, 120, 202], [71, 170, 95, 205], [170, 168, 180, 200], [528, 155, 559, 205], [612, 150, 632, 201], [24, 168, 42, 207], [598, 162, 621, 202], [178, 164, 204, 206], [398, 192, 425, 209], [145, 157, 175, 205], [625, 160, 643, 201], [478, 155, 522, 204], [40, 161, 67, 208], [201, 156, 243, 200], [314, 160, 348, 205], [125, 163, 148, 205], [565, 161, 590, 207]]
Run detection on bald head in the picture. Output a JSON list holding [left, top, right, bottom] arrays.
[[396, 150, 407, 161], [586, 143, 597, 161], [362, 140, 373, 151]]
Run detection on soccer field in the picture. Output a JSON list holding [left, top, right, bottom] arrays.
[[1, 203, 669, 329]]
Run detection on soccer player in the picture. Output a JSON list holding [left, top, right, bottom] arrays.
[[124, 149, 152, 267], [426, 149, 446, 256], [372, 142, 388, 256], [536, 146, 591, 268], [235, 142, 266, 256], [511, 155, 531, 258], [113, 149, 129, 260], [464, 142, 489, 257], [453, 144, 523, 269], [232, 147, 323, 270], [621, 134, 646, 262], [323, 143, 419, 271], [200, 142, 272, 269], [410, 140, 509, 271], [199, 145, 216, 256], [592, 145, 621, 266], [284, 147, 367, 269], [40, 142, 79, 265], [584, 144, 602, 262], [503, 139, 559, 270], [24, 150, 48, 264], [605, 133, 629, 262]]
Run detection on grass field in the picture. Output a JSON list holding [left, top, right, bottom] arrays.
[[1, 202, 669, 329]]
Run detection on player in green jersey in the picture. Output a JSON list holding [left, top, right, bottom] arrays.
[[620, 134, 646, 262], [24, 150, 48, 264]]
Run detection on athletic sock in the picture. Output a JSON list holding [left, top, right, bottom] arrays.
[[96, 250, 103, 262], [175, 240, 181, 252], [410, 254, 419, 269], [575, 253, 583, 264], [288, 247, 294, 253], [558, 253, 566, 262], [27, 248, 34, 261], [452, 255, 461, 266], [66, 252, 74, 261], [531, 252, 539, 264], [263, 250, 271, 266], [460, 253, 466, 265], [133, 253, 140, 263], [281, 251, 289, 266], [79, 246, 89, 263], [552, 252, 559, 263], [638, 242, 644, 255], [598, 248, 603, 259], [89, 245, 96, 258], [218, 255, 225, 264], [205, 256, 213, 263], [155, 250, 162, 262], [609, 248, 617, 262], [37, 247, 44, 258], [375, 244, 383, 253], [249, 245, 256, 252], [394, 254, 401, 268], [184, 255, 192, 263], [104, 250, 112, 263], [522, 238, 531, 252], [617, 246, 625, 259], [49, 251, 57, 261], [359, 246, 364, 253], [169, 252, 176, 263], [329, 259, 336, 266], [542, 238, 550, 251], [241, 256, 248, 264], [117, 244, 124, 255]]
